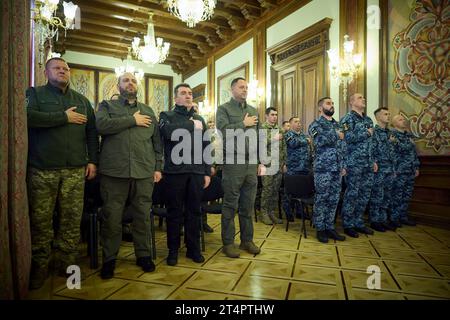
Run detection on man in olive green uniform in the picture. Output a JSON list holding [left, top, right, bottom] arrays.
[[259, 107, 287, 225], [96, 72, 163, 279], [216, 77, 264, 258], [26, 58, 99, 289]]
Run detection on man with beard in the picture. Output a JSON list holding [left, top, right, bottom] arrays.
[[308, 97, 346, 243], [26, 57, 99, 289], [340, 93, 377, 238], [96, 72, 163, 279]]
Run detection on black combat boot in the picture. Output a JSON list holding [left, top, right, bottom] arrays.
[[136, 256, 155, 272], [344, 228, 359, 238], [100, 260, 116, 279], [316, 230, 329, 243], [327, 229, 346, 241], [370, 222, 386, 232]]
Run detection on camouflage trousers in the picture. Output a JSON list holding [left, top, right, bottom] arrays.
[[341, 167, 374, 229], [28, 167, 85, 271], [391, 172, 415, 222], [260, 172, 282, 215], [369, 171, 394, 223], [313, 171, 342, 231]]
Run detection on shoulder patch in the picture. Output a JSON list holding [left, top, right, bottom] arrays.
[[310, 128, 318, 137], [343, 123, 349, 132]]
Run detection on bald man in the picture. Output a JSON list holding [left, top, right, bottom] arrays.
[[390, 114, 420, 227], [96, 72, 163, 278], [339, 93, 377, 238]]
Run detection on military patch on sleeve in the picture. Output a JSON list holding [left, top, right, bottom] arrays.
[[311, 128, 318, 137], [389, 134, 397, 143], [343, 123, 349, 131], [25, 97, 29, 107]]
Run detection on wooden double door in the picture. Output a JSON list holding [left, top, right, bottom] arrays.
[[268, 18, 331, 131], [277, 54, 325, 131]]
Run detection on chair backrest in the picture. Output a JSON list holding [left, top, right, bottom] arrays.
[[83, 176, 103, 213], [202, 176, 224, 202], [152, 179, 167, 206], [284, 174, 315, 198]]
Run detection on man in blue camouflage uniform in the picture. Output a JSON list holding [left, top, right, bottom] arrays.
[[368, 108, 397, 232], [283, 116, 312, 221], [340, 93, 376, 238], [308, 97, 346, 243], [390, 114, 420, 227]]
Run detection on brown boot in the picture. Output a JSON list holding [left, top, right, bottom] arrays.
[[259, 212, 273, 225], [268, 212, 283, 224], [222, 244, 240, 258], [239, 241, 261, 255]]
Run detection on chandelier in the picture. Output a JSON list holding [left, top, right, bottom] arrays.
[[115, 48, 145, 82], [167, 0, 216, 28], [132, 13, 170, 66], [32, 0, 79, 66], [327, 35, 363, 106]]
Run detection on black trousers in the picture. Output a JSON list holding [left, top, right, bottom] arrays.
[[164, 173, 204, 254]]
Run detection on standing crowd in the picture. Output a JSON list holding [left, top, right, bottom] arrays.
[[27, 58, 419, 289]]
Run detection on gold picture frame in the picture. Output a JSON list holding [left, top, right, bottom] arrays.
[[69, 68, 96, 107], [192, 83, 206, 103], [147, 76, 172, 118], [217, 62, 249, 107], [68, 64, 170, 110]]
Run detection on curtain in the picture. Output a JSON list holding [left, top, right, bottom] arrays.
[[0, 0, 31, 299]]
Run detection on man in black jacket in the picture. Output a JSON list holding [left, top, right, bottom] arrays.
[[159, 83, 211, 266]]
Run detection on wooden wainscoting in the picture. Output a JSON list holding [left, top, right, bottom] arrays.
[[410, 156, 450, 229]]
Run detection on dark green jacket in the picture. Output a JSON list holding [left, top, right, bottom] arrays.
[[26, 83, 99, 169], [96, 96, 163, 179], [159, 105, 211, 176], [216, 98, 260, 164]]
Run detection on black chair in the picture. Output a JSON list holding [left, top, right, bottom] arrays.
[[278, 175, 285, 219], [200, 176, 224, 251], [284, 174, 315, 238], [82, 177, 102, 269], [254, 176, 262, 222], [150, 180, 168, 259]]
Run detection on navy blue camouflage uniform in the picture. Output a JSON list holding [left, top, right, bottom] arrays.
[[308, 116, 343, 231], [285, 130, 312, 175], [340, 111, 375, 229], [390, 129, 420, 223], [368, 125, 395, 223], [282, 130, 312, 218]]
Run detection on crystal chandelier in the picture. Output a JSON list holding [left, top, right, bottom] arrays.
[[327, 35, 363, 106], [32, 0, 79, 66], [132, 13, 170, 66], [115, 48, 145, 82], [167, 0, 217, 28]]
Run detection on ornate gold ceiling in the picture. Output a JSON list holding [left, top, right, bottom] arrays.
[[54, 0, 289, 75]]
